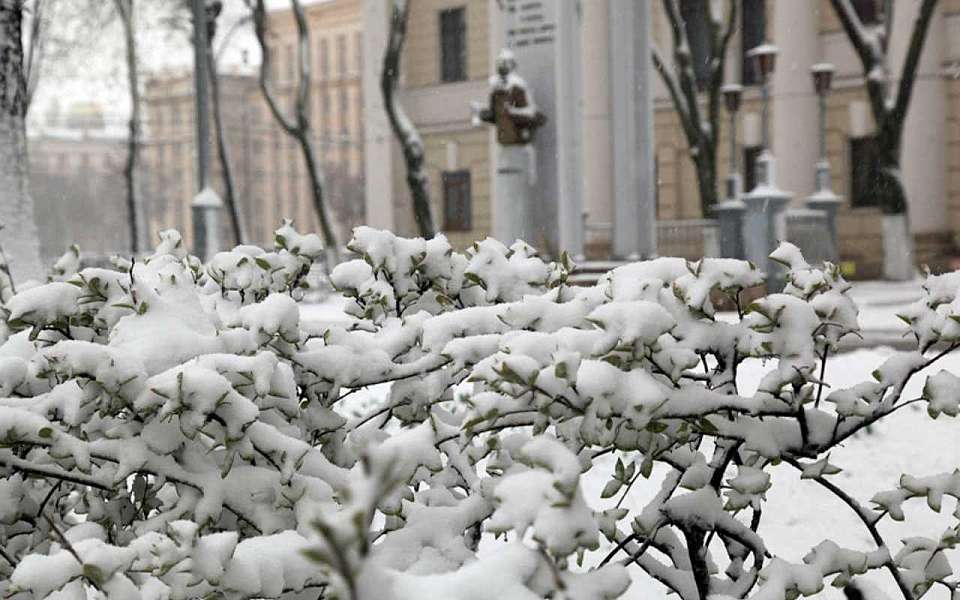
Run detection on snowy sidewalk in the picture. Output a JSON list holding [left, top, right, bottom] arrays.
[[299, 279, 928, 351]]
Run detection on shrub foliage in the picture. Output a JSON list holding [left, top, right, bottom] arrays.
[[0, 225, 958, 600]]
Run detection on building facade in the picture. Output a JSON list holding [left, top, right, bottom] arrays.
[[650, 0, 960, 277], [28, 107, 129, 262], [365, 0, 960, 277], [142, 0, 364, 252]]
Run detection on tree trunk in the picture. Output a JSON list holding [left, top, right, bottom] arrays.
[[299, 133, 341, 266], [382, 0, 435, 239], [0, 0, 43, 285], [115, 0, 141, 254], [206, 36, 245, 246], [250, 0, 340, 266], [693, 143, 719, 217]]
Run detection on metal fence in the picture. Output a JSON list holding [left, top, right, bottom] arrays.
[[785, 209, 835, 265], [657, 219, 720, 260]]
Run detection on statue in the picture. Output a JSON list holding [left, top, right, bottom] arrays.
[[471, 49, 546, 246], [474, 49, 546, 146]]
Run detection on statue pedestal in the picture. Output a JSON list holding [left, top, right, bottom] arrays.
[[493, 145, 534, 245]]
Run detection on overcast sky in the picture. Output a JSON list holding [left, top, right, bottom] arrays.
[[28, 0, 328, 131]]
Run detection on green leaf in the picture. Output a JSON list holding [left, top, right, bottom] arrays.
[[37, 427, 53, 439], [646, 421, 668, 433], [601, 479, 622, 499]]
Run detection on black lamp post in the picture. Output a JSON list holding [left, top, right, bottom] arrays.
[[811, 63, 835, 192], [721, 83, 743, 200], [747, 43, 778, 152]]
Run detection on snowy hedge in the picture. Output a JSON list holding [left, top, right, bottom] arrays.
[[0, 224, 958, 600]]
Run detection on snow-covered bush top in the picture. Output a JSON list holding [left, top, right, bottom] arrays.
[[0, 225, 958, 600]]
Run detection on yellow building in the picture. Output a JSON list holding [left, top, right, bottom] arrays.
[[650, 0, 960, 276], [363, 0, 493, 250], [142, 0, 364, 251]]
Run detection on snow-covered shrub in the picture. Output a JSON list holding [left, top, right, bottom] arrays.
[[0, 226, 958, 600]]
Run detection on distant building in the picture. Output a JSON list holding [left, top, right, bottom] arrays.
[[142, 0, 364, 252], [28, 103, 129, 262]]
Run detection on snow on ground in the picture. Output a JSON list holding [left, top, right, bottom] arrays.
[[300, 284, 958, 600]]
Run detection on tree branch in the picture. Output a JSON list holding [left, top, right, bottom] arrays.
[[889, 0, 938, 130], [782, 457, 914, 600], [381, 0, 435, 238]]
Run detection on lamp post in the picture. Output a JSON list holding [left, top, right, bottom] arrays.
[[746, 43, 778, 187], [811, 63, 835, 192], [190, 0, 223, 261], [713, 83, 746, 259], [742, 43, 790, 290], [807, 62, 841, 263], [721, 83, 743, 201]]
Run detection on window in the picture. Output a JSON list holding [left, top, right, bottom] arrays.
[[337, 34, 347, 78], [443, 170, 471, 231], [680, 0, 710, 88], [354, 31, 363, 73], [741, 0, 766, 85], [852, 0, 881, 25], [743, 145, 762, 192], [285, 45, 295, 82], [849, 136, 881, 208], [319, 38, 329, 80], [439, 7, 467, 83]]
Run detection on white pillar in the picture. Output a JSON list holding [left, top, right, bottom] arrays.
[[494, 147, 535, 245], [580, 0, 614, 255], [555, 0, 584, 258], [771, 0, 819, 200], [892, 1, 946, 235], [362, 0, 395, 232], [610, 0, 657, 259]]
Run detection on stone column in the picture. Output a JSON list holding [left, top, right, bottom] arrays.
[[493, 147, 535, 245], [892, 1, 946, 238], [555, 0, 584, 258], [579, 0, 614, 256], [609, 0, 657, 259], [743, 155, 791, 290], [361, 0, 395, 232], [771, 0, 819, 200]]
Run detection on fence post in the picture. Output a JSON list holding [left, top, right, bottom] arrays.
[[713, 200, 746, 259], [806, 191, 841, 264], [743, 189, 791, 291]]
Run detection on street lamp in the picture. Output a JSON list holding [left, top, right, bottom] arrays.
[[190, 0, 222, 261], [746, 43, 779, 188], [746, 43, 778, 152], [807, 62, 841, 263], [811, 63, 835, 192], [721, 83, 743, 201]]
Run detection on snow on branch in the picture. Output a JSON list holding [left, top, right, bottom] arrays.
[[0, 230, 958, 599]]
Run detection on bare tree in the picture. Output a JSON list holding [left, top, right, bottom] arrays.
[[205, 0, 245, 246], [652, 0, 738, 216], [0, 0, 43, 283], [382, 0, 434, 239], [113, 0, 141, 254], [248, 0, 340, 265], [830, 0, 938, 279], [21, 0, 45, 110]]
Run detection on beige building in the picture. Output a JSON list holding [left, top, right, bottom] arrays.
[[366, 0, 960, 277], [28, 105, 129, 262], [143, 0, 364, 252], [364, 0, 493, 250]]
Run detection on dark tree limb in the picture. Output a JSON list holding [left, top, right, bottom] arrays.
[[381, 0, 435, 239], [782, 457, 914, 600], [114, 0, 141, 254], [248, 0, 340, 265], [653, 0, 738, 216], [205, 5, 245, 246]]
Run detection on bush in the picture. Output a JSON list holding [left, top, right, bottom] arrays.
[[0, 226, 958, 600]]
